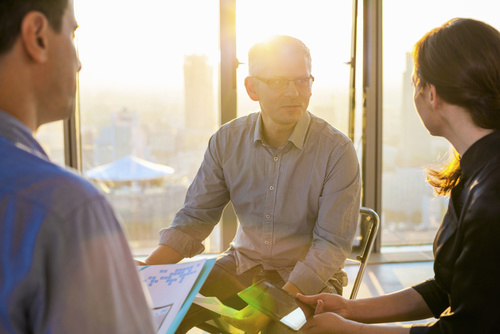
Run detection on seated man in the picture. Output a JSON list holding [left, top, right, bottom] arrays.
[[0, 0, 155, 333], [144, 35, 361, 333]]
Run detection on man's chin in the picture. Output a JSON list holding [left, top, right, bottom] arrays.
[[282, 107, 305, 118], [280, 105, 303, 112], [39, 105, 76, 127]]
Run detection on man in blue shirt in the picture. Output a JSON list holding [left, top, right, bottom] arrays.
[[0, 0, 155, 333]]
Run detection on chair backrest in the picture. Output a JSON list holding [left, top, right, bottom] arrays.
[[347, 207, 380, 299]]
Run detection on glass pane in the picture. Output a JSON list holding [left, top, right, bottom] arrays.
[[75, 0, 220, 255], [382, 0, 500, 246], [35, 121, 65, 166], [236, 0, 353, 136]]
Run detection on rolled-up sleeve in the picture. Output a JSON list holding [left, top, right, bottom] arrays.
[[159, 132, 230, 258], [289, 140, 361, 295]]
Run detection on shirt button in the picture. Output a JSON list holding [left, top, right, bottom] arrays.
[[269, 186, 274, 191], [265, 214, 270, 218], [264, 240, 270, 245], [273, 156, 278, 161]]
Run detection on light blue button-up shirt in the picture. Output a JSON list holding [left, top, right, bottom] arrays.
[[160, 111, 360, 295], [0, 110, 155, 333]]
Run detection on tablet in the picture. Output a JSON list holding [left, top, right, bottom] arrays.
[[237, 279, 314, 331]]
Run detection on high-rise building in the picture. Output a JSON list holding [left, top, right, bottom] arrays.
[[183, 54, 217, 131], [399, 52, 435, 167], [94, 109, 148, 165]]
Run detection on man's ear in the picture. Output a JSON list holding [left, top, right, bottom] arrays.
[[245, 76, 260, 101], [20, 12, 50, 63]]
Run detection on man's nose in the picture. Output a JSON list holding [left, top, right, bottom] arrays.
[[77, 58, 82, 72], [284, 80, 299, 97]]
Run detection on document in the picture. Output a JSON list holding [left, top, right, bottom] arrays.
[[138, 257, 216, 334], [192, 294, 239, 317], [192, 295, 245, 334]]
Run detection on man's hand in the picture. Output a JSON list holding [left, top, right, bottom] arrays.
[[282, 281, 302, 296], [221, 305, 271, 334], [135, 259, 147, 266], [144, 244, 183, 265]]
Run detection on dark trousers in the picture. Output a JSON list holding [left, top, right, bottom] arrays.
[[176, 253, 342, 334]]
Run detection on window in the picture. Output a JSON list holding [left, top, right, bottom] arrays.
[[381, 0, 500, 246], [35, 122, 65, 166], [71, 0, 500, 255], [74, 0, 359, 255], [75, 0, 220, 254]]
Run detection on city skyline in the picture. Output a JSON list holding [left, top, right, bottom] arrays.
[[38, 0, 500, 252]]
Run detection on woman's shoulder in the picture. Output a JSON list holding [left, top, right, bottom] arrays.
[[466, 155, 500, 217]]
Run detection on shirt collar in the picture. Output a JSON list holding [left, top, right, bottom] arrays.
[[460, 130, 500, 178], [253, 111, 311, 150], [289, 111, 311, 150], [0, 109, 49, 160]]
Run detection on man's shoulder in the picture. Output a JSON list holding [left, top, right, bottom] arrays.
[[308, 112, 352, 146], [0, 141, 103, 210], [219, 112, 259, 131], [213, 112, 259, 144]]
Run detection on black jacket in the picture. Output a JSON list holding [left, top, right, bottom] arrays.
[[411, 131, 500, 333]]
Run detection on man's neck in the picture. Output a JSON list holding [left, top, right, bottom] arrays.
[[0, 55, 38, 133], [0, 101, 37, 134], [262, 123, 295, 149]]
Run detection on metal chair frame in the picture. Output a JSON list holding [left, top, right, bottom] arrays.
[[347, 206, 380, 299]]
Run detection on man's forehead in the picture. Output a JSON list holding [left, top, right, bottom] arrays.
[[262, 52, 309, 71], [278, 45, 305, 57]]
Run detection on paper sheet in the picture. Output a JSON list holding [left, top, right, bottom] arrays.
[[138, 257, 215, 333], [192, 294, 239, 318]]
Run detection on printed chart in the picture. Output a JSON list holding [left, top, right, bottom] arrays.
[[138, 257, 215, 333]]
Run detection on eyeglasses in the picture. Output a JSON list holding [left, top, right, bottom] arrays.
[[252, 75, 314, 90]]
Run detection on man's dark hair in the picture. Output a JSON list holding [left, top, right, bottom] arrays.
[[0, 0, 68, 55]]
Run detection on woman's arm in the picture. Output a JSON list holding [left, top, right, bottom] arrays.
[[301, 312, 413, 334], [298, 288, 433, 334], [298, 287, 432, 324], [349, 287, 432, 323]]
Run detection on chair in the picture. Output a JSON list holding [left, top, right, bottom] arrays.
[[345, 207, 380, 299]]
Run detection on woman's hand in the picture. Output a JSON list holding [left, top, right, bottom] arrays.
[[296, 293, 350, 319], [299, 294, 414, 334], [300, 311, 362, 334], [221, 305, 271, 334]]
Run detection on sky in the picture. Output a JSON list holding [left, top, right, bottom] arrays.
[[74, 0, 500, 91], [74, 0, 351, 90]]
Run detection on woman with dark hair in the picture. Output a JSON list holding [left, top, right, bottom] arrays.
[[297, 18, 500, 334]]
